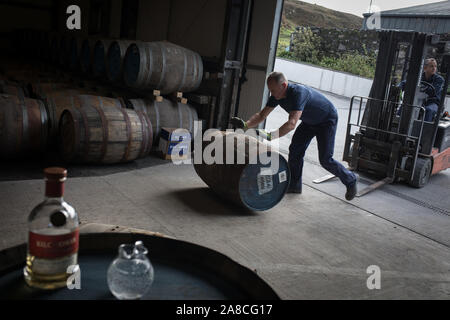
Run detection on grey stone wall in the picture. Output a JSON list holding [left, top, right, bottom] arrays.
[[290, 26, 379, 57]]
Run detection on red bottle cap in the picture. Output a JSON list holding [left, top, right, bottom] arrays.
[[44, 167, 67, 181], [44, 168, 67, 197]]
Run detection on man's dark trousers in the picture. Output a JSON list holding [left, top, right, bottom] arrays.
[[288, 116, 356, 191]]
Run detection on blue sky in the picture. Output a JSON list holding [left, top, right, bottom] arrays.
[[298, 0, 446, 17]]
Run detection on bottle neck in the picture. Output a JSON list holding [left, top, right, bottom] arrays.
[[45, 180, 65, 199]]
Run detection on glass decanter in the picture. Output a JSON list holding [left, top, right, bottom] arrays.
[[107, 241, 154, 300]]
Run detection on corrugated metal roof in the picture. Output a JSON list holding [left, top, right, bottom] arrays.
[[362, 1, 450, 34], [368, 1, 450, 17]]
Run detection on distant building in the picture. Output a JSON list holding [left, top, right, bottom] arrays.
[[362, 1, 450, 34]]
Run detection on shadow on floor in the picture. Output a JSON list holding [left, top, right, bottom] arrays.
[[170, 187, 258, 216], [0, 150, 168, 182]]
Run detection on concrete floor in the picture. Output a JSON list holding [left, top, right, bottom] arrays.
[[0, 90, 449, 299]]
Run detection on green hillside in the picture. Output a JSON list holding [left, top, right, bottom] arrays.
[[279, 0, 364, 51], [283, 0, 363, 30]]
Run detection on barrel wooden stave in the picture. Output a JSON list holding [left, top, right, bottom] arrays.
[[128, 97, 198, 144], [69, 36, 84, 71], [0, 83, 27, 98], [80, 38, 96, 74], [106, 40, 133, 83], [93, 39, 112, 79], [0, 94, 48, 159], [59, 95, 152, 164]]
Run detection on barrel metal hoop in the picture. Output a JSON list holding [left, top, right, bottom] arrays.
[[70, 97, 81, 161], [118, 41, 127, 79], [193, 52, 199, 90], [115, 99, 132, 162], [186, 104, 193, 133], [117, 97, 126, 109], [12, 96, 23, 155], [153, 99, 160, 141], [156, 43, 166, 89], [148, 43, 154, 88], [37, 99, 48, 150], [79, 95, 91, 162], [138, 43, 147, 88], [135, 111, 147, 158], [96, 96, 109, 162], [140, 42, 151, 88], [195, 53, 203, 89], [20, 96, 29, 153], [18, 87, 25, 102], [136, 109, 152, 158], [143, 110, 153, 154], [179, 49, 188, 92]]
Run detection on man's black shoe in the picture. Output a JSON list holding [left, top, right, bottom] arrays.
[[345, 182, 357, 201], [286, 188, 302, 194]]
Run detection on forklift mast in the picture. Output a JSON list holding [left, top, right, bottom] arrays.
[[342, 30, 450, 194]]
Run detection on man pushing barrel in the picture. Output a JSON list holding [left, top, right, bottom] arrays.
[[230, 72, 357, 200]]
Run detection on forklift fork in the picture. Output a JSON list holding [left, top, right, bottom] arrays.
[[355, 141, 401, 197], [313, 141, 401, 197]]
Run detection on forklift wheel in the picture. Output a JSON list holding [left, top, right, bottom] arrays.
[[409, 157, 432, 188]]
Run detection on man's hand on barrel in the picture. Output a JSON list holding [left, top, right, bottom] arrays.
[[229, 117, 248, 130], [256, 129, 272, 141]]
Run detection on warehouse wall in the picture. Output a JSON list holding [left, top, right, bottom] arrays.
[[109, 0, 122, 38], [0, 0, 54, 52], [50, 0, 227, 59], [237, 0, 283, 123], [0, 0, 53, 32], [136, 0, 228, 59]]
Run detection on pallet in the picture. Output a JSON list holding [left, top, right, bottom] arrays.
[[204, 72, 224, 80], [184, 93, 210, 105], [153, 90, 163, 102], [168, 91, 187, 104]]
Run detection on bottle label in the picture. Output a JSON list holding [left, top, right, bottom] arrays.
[[29, 229, 79, 259], [30, 254, 78, 275]]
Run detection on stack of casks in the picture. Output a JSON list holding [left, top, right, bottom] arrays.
[[1, 30, 204, 165], [0, 58, 153, 164]]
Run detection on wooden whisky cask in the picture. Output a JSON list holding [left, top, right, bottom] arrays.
[[194, 132, 290, 211], [0, 94, 49, 158], [123, 41, 203, 94], [59, 95, 152, 163], [127, 97, 198, 144]]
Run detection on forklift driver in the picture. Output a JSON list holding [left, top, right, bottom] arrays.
[[398, 58, 445, 122], [230, 72, 358, 201]]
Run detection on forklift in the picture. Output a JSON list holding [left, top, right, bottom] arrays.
[[315, 31, 450, 196], [343, 31, 450, 196]]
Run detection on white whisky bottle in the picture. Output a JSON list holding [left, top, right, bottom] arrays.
[[24, 167, 79, 290]]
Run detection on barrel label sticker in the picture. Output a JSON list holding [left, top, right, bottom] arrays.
[[257, 173, 273, 195], [279, 171, 287, 183]]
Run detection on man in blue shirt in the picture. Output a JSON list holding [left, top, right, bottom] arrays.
[[230, 72, 357, 200]]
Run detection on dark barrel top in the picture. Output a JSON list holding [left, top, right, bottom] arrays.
[[0, 232, 280, 300]]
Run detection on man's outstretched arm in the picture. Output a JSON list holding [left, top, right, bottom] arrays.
[[271, 110, 302, 140], [245, 106, 275, 129], [230, 106, 275, 130]]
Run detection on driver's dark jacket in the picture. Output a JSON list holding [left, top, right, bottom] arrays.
[[398, 73, 444, 106]]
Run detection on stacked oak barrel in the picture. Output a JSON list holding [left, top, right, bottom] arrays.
[[1, 30, 203, 165]]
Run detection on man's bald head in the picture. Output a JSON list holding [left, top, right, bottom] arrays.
[[267, 72, 288, 86], [267, 72, 288, 100]]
